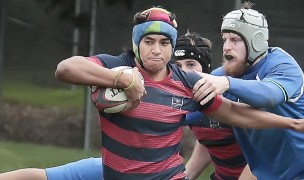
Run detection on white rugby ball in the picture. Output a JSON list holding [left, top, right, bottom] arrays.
[[91, 66, 144, 113]]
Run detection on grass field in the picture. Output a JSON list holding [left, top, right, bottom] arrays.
[[3, 81, 85, 109], [0, 140, 100, 172]]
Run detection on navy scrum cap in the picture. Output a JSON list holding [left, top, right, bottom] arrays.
[[172, 34, 212, 73]]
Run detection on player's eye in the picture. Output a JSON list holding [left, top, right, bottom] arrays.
[[187, 63, 195, 68], [161, 40, 171, 46]]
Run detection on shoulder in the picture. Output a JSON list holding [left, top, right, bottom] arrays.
[[259, 47, 302, 75], [94, 51, 135, 68], [266, 47, 298, 66], [169, 63, 202, 88]]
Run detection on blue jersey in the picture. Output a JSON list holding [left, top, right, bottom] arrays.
[[45, 158, 102, 180], [213, 48, 304, 179], [88, 51, 205, 180]]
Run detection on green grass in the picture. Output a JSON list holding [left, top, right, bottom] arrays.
[[0, 140, 100, 172], [3, 81, 85, 109], [197, 165, 214, 179]]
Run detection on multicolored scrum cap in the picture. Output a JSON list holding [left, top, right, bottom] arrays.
[[132, 7, 178, 68], [172, 34, 212, 73]]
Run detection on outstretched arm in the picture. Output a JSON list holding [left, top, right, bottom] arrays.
[[204, 96, 304, 130], [55, 56, 145, 110], [193, 72, 286, 107], [185, 141, 211, 180], [55, 56, 129, 87]]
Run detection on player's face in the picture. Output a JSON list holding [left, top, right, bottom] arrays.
[[222, 32, 248, 77], [174, 59, 203, 72], [139, 34, 172, 74]]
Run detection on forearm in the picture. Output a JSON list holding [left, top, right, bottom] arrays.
[[206, 97, 298, 129], [55, 56, 131, 88], [228, 77, 284, 107], [185, 141, 211, 180]]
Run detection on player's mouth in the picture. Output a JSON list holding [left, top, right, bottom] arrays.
[[149, 58, 163, 61], [224, 54, 234, 61]]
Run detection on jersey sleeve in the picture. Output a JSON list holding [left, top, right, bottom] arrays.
[[45, 157, 103, 180], [229, 48, 304, 107], [86, 52, 136, 68], [211, 66, 225, 76], [228, 78, 285, 107], [262, 61, 304, 102]]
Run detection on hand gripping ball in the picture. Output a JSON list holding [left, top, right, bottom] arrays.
[[91, 66, 144, 113]]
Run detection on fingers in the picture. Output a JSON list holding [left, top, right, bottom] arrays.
[[193, 78, 211, 101], [131, 99, 140, 109], [193, 77, 218, 105], [133, 67, 146, 91], [200, 91, 217, 105], [193, 78, 206, 94], [193, 75, 229, 105], [123, 102, 133, 112], [143, 89, 147, 96], [193, 82, 217, 105], [122, 67, 146, 112], [123, 99, 140, 112]]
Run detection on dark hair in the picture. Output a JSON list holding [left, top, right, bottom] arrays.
[[173, 30, 212, 73], [239, 1, 255, 9]]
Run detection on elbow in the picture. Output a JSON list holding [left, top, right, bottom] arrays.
[[55, 61, 69, 80], [55, 60, 70, 81]]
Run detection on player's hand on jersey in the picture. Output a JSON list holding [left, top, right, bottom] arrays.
[[123, 67, 147, 111], [193, 71, 230, 105]]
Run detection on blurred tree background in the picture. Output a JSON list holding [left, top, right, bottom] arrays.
[[2, 0, 304, 91], [0, 0, 303, 176]]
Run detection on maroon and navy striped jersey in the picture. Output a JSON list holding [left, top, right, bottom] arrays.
[[191, 116, 246, 180], [88, 51, 205, 180]]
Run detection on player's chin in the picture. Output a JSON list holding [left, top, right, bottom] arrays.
[[223, 59, 238, 69], [146, 64, 166, 73]]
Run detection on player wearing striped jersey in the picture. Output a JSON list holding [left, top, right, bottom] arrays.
[[172, 31, 246, 180], [54, 6, 304, 180], [193, 2, 304, 179]]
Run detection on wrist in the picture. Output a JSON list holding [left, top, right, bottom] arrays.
[[201, 95, 222, 113], [290, 119, 301, 130], [124, 74, 136, 91], [113, 70, 124, 88], [115, 72, 133, 89]]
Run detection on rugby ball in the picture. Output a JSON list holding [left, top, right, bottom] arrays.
[[91, 66, 144, 113]]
